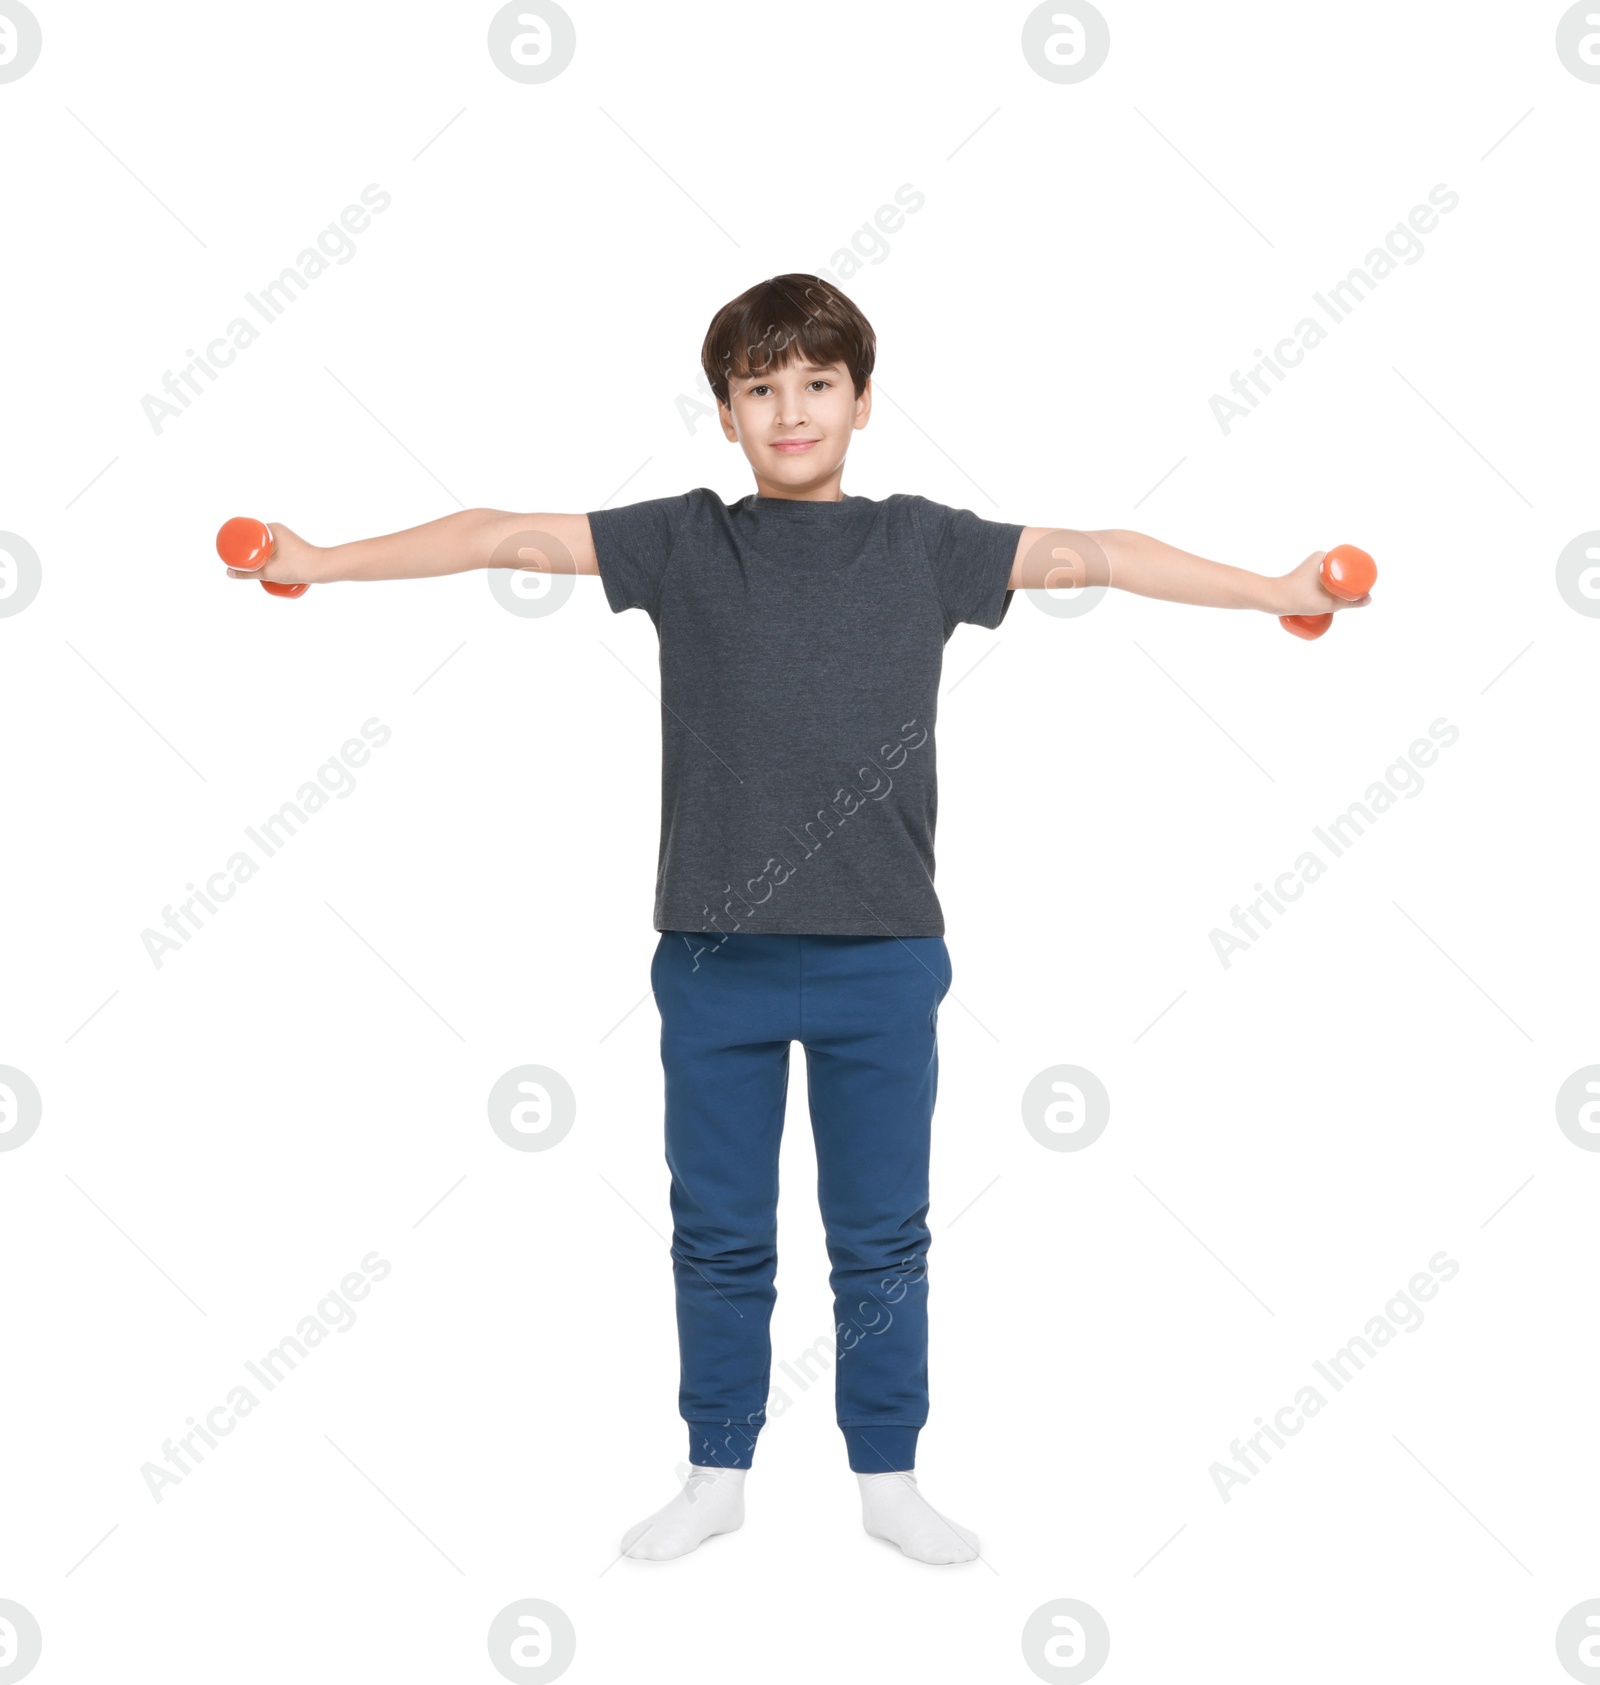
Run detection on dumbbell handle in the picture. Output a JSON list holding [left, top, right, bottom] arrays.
[[1280, 544, 1376, 640], [215, 516, 310, 598]]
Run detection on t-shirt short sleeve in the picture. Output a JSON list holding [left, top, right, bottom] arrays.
[[585, 490, 701, 617], [906, 496, 1025, 632]]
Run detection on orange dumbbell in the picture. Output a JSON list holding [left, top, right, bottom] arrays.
[[215, 516, 309, 598], [1281, 544, 1375, 640]]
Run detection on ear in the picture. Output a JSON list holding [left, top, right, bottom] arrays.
[[853, 378, 872, 431], [719, 399, 739, 442]]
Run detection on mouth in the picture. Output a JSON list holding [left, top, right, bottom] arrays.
[[770, 438, 819, 454]]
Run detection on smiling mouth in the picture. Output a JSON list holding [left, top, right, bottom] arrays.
[[771, 439, 818, 452]]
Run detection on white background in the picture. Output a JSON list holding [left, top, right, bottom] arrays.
[[3, 1, 1597, 1680]]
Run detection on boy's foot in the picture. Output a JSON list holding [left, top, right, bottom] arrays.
[[856, 1470, 979, 1564], [620, 1464, 747, 1560]]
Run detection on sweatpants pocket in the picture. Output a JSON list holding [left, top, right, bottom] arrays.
[[650, 931, 672, 1002], [929, 941, 953, 1032]]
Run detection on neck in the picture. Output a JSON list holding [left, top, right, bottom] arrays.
[[750, 466, 846, 502]]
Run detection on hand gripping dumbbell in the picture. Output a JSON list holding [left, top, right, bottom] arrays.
[[1280, 544, 1376, 640], [215, 516, 310, 598]]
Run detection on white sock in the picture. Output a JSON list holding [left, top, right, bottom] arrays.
[[857, 1470, 979, 1564], [621, 1464, 747, 1561]]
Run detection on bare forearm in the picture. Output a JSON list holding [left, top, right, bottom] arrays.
[[1097, 529, 1282, 611], [320, 509, 502, 583]]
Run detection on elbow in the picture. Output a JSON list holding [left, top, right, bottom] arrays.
[[1093, 529, 1135, 585]]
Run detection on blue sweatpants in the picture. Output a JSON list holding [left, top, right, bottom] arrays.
[[651, 929, 953, 1474]]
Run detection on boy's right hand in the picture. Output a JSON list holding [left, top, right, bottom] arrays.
[[226, 523, 324, 585], [1273, 549, 1373, 617]]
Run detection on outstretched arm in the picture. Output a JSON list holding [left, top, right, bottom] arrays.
[[1008, 527, 1370, 618], [229, 510, 600, 586]]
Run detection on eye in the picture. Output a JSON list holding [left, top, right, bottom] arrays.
[[749, 384, 771, 397], [808, 380, 830, 391]]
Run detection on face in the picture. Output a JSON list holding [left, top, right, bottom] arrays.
[[718, 357, 871, 497]]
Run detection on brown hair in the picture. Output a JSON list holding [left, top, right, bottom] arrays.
[[700, 274, 876, 408]]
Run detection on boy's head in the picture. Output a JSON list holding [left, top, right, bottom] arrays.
[[701, 274, 875, 495]]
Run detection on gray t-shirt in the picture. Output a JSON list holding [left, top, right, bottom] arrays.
[[586, 487, 1023, 937]]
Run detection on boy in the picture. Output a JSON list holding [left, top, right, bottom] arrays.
[[234, 273, 1366, 1564]]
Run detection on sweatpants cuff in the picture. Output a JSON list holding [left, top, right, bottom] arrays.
[[841, 1424, 920, 1472], [686, 1420, 761, 1469]]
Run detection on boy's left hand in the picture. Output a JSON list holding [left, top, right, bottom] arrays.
[[1274, 550, 1373, 617]]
